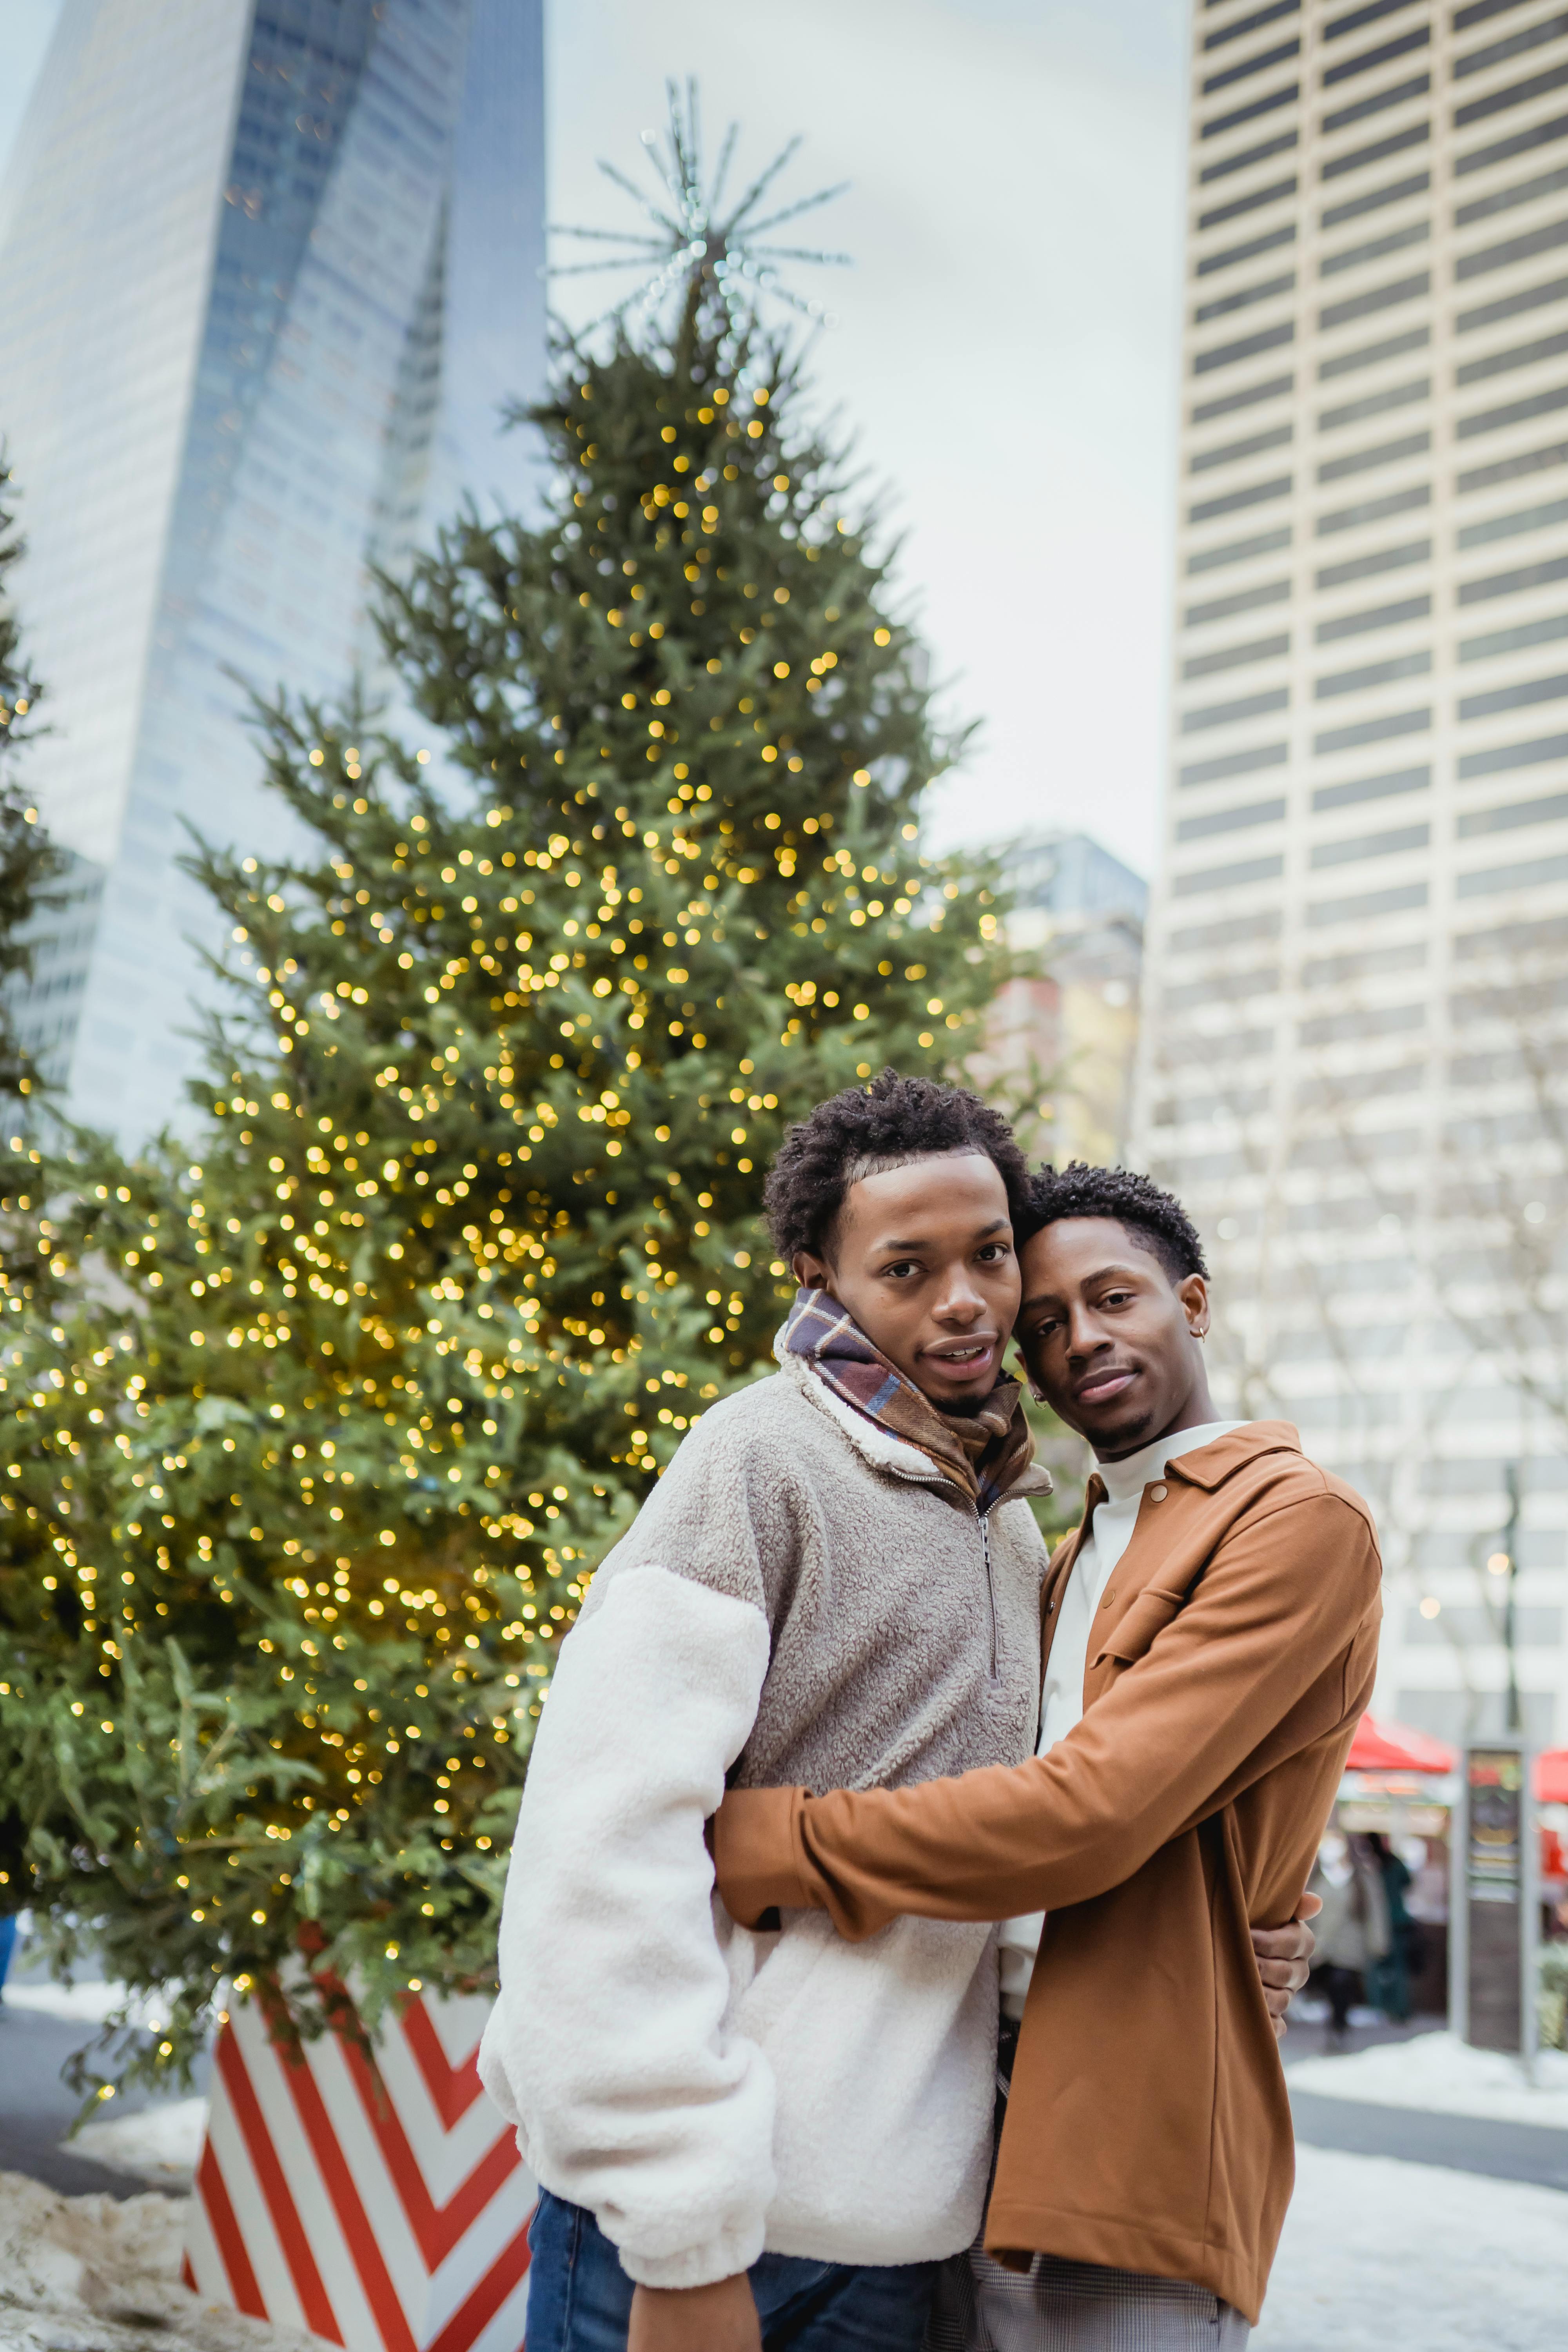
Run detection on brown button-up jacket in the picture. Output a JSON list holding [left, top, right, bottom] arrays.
[[713, 1421, 1381, 2323]]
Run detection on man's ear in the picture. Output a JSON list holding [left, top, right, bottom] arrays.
[[1176, 1272, 1210, 1341], [792, 1248, 831, 1292]]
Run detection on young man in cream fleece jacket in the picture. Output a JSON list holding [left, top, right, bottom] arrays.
[[480, 1082, 1311, 2352], [481, 1073, 1053, 2352]]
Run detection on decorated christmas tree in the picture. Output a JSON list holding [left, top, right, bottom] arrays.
[[0, 106, 1008, 2090]]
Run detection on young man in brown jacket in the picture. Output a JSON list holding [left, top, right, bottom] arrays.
[[716, 1162, 1381, 2347]]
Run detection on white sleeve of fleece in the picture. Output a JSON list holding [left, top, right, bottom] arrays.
[[477, 1562, 775, 2289]]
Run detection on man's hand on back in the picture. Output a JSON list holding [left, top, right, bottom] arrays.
[[1250, 1891, 1321, 2039], [629, 2276, 762, 2352]]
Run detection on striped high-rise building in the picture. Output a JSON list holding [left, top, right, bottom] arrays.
[[0, 0, 545, 1139], [1138, 0, 1568, 1749]]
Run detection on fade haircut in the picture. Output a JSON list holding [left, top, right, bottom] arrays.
[[1028, 1162, 1209, 1287], [765, 1069, 1031, 1265]]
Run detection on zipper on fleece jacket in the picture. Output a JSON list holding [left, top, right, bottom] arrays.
[[878, 1448, 1003, 1685], [979, 1509, 998, 1682]]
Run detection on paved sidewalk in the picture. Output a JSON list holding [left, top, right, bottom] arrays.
[[1289, 2084, 1568, 2190], [0, 1998, 208, 2200], [0, 2008, 155, 2198]]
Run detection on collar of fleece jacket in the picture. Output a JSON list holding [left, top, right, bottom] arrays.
[[778, 1286, 1034, 1513]]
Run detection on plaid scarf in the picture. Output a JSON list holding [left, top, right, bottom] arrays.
[[780, 1287, 1034, 1514]]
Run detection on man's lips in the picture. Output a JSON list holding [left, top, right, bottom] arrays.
[[922, 1336, 999, 1374], [1074, 1367, 1137, 1405]]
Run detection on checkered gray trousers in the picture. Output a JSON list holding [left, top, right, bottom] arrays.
[[923, 2039, 1250, 2352], [922, 2241, 1250, 2352]]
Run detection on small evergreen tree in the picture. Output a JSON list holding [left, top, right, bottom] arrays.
[[0, 206, 1007, 2090]]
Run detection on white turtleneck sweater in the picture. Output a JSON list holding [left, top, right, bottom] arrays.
[[997, 1419, 1247, 2020]]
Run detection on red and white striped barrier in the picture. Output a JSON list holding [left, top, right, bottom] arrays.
[[183, 1984, 534, 2352]]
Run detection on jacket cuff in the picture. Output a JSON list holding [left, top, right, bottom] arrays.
[[712, 1785, 810, 1923], [619, 2216, 768, 2290]]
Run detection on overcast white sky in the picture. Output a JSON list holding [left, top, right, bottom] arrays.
[[0, 0, 1187, 875]]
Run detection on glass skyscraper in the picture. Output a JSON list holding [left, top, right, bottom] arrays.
[[0, 0, 545, 1137]]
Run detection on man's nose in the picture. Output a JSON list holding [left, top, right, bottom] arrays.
[[933, 1266, 987, 1321], [1065, 1308, 1107, 1358]]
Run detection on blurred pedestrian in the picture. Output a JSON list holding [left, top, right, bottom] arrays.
[[1308, 1829, 1391, 2043], [1363, 1833, 1414, 2022]]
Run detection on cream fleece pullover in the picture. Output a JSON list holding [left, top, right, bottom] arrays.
[[479, 1347, 1052, 2287]]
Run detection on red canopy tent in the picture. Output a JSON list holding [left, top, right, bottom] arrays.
[[1346, 1714, 1455, 1774]]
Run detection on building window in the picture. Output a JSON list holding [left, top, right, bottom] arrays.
[[1455, 788, 1568, 838], [1182, 631, 1292, 677], [1180, 740, 1290, 787], [1199, 176, 1299, 231], [1319, 374, 1430, 431], [1458, 550, 1568, 601], [1305, 880, 1430, 926], [1319, 320, 1430, 376], [1459, 609, 1568, 658], [1172, 853, 1287, 897], [1312, 761, 1430, 812], [1320, 216, 1430, 276], [1318, 428, 1431, 482], [1323, 74, 1430, 140], [1203, 83, 1301, 143], [1187, 523, 1294, 572], [1317, 592, 1431, 641], [1317, 534, 1432, 586], [1323, 28, 1430, 91], [1191, 423, 1294, 472], [1458, 668, 1568, 720], [1455, 110, 1568, 180], [1457, 326, 1568, 387], [1196, 223, 1298, 279], [1193, 370, 1296, 421], [1186, 575, 1293, 625], [1205, 4, 1300, 58], [1322, 119, 1431, 185], [1196, 270, 1298, 325], [1314, 705, 1431, 753], [1457, 727, 1568, 778], [1189, 473, 1295, 523], [1322, 167, 1430, 229], [1176, 796, 1289, 840], [1309, 822, 1431, 870], [1316, 649, 1432, 696], [1459, 492, 1568, 549]]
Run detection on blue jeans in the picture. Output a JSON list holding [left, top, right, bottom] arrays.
[[525, 2190, 938, 2352]]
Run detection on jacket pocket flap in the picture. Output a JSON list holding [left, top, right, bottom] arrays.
[[1093, 1584, 1189, 1668]]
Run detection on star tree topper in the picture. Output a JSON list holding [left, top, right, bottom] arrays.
[[550, 78, 851, 345]]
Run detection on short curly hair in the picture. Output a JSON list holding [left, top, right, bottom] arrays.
[[765, 1069, 1032, 1264], [1027, 1162, 1209, 1286]]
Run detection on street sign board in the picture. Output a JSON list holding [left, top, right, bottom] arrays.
[[1450, 1740, 1539, 2059]]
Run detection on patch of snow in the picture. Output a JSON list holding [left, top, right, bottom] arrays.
[[1256, 2144, 1568, 2351], [0, 2169, 332, 2352], [1287, 2028, 1568, 2129], [67, 2099, 207, 2192]]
